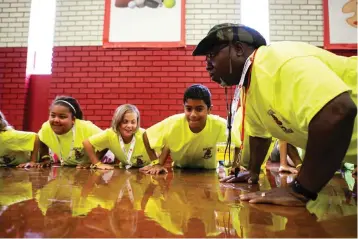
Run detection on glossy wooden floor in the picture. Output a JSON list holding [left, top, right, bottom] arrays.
[[0, 163, 356, 238]]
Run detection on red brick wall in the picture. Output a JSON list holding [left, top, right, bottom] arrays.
[[0, 47, 28, 130], [51, 45, 227, 129], [0, 46, 356, 130]]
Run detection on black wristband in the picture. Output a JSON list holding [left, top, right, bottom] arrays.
[[291, 179, 318, 201]]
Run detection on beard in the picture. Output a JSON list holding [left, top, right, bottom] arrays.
[[218, 72, 241, 87], [218, 58, 243, 87]]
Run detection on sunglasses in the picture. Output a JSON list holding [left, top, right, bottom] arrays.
[[206, 44, 229, 60]]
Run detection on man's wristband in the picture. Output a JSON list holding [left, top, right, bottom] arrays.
[[291, 179, 318, 201]]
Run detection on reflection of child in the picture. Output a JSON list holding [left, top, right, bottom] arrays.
[[76, 171, 152, 237], [0, 111, 39, 167], [0, 170, 33, 207], [35, 168, 83, 217], [144, 170, 227, 237]]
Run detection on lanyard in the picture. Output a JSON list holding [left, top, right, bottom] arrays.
[[231, 50, 257, 149], [118, 134, 136, 169], [118, 179, 134, 204], [54, 127, 75, 165]]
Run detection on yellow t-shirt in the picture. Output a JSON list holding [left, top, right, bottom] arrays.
[[35, 168, 82, 216], [75, 170, 152, 217], [38, 119, 102, 165], [146, 113, 238, 169], [233, 111, 281, 169], [306, 179, 357, 222], [245, 41, 357, 164], [144, 170, 227, 236], [0, 171, 33, 206], [89, 128, 151, 167], [0, 129, 36, 166]]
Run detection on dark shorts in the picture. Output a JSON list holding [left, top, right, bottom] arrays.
[[270, 140, 280, 162]]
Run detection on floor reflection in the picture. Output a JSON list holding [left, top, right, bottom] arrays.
[[0, 165, 356, 238]]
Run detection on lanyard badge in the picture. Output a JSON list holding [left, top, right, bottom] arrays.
[[54, 126, 76, 165], [230, 52, 254, 125], [118, 134, 136, 170]]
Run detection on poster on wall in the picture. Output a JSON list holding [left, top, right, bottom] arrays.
[[103, 0, 185, 48], [323, 0, 357, 49]]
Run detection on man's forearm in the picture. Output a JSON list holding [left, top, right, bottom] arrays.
[[298, 93, 357, 193], [233, 147, 241, 168], [248, 136, 272, 174]]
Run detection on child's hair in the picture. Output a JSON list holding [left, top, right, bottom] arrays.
[[50, 96, 83, 119], [0, 111, 11, 131], [111, 104, 140, 135], [183, 84, 212, 108]]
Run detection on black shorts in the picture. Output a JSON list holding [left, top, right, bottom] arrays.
[[270, 140, 280, 162]]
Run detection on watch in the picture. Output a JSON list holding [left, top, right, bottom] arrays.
[[291, 179, 318, 201]]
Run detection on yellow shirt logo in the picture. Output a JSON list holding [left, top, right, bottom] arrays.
[[203, 147, 213, 159], [267, 110, 294, 134]]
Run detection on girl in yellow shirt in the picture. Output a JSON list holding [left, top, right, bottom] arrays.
[[0, 111, 39, 167], [34, 96, 104, 168], [83, 104, 151, 170], [140, 84, 242, 174]]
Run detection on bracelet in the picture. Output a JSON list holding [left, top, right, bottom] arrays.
[[41, 155, 51, 160], [296, 163, 302, 169], [90, 161, 102, 169], [150, 159, 159, 166], [291, 179, 318, 201]]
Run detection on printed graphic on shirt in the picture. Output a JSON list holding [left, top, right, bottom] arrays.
[[0, 155, 15, 165], [267, 109, 294, 134], [203, 147, 213, 159], [135, 155, 144, 166], [74, 147, 85, 160]]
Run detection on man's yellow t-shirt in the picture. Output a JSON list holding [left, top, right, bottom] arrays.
[[38, 119, 102, 165], [232, 111, 284, 169], [146, 113, 237, 169], [245, 41, 357, 164], [89, 128, 151, 167], [0, 129, 36, 166]]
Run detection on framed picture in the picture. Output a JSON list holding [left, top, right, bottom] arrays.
[[103, 0, 186, 48], [323, 0, 357, 49]]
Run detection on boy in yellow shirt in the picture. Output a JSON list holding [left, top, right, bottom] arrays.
[[83, 104, 151, 170], [193, 23, 357, 206], [0, 111, 39, 167], [140, 84, 242, 175], [33, 96, 105, 168]]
